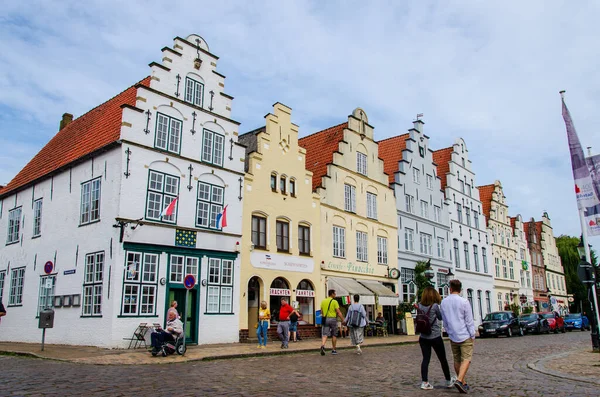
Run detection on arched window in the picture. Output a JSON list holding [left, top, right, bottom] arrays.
[[270, 277, 290, 324], [467, 289, 474, 315], [271, 172, 277, 192], [295, 280, 315, 325]]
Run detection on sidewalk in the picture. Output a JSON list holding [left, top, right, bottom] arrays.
[[0, 335, 420, 365], [528, 349, 600, 386]]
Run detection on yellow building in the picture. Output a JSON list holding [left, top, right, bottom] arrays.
[[238, 103, 322, 342], [540, 212, 569, 313], [299, 108, 399, 331]]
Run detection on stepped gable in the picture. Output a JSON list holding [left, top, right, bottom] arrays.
[[535, 221, 543, 240], [0, 77, 151, 198], [378, 133, 410, 184], [432, 146, 453, 193], [510, 216, 517, 229], [477, 183, 495, 224], [298, 122, 347, 191]]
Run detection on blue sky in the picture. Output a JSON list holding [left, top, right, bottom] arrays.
[[1, 0, 599, 244]]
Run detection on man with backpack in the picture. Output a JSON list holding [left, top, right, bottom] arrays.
[[343, 294, 367, 354], [320, 289, 344, 355], [441, 279, 475, 393]]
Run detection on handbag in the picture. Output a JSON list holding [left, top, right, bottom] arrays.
[[254, 322, 259, 329], [321, 298, 334, 326]]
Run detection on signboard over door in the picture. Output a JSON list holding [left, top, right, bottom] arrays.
[[269, 288, 291, 296], [251, 252, 314, 273]]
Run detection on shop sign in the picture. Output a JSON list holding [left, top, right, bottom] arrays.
[[296, 289, 315, 297], [437, 268, 449, 274], [270, 288, 291, 296], [321, 260, 376, 275], [251, 252, 314, 273]]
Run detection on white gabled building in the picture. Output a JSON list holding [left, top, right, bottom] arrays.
[[379, 119, 453, 304], [510, 215, 534, 311], [0, 34, 246, 347], [433, 139, 495, 325]]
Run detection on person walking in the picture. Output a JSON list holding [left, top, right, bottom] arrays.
[[277, 297, 293, 349], [441, 279, 475, 393], [344, 294, 367, 354], [256, 301, 270, 348], [289, 304, 301, 343], [417, 287, 456, 390], [320, 289, 344, 355]]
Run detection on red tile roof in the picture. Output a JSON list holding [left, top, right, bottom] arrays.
[[524, 221, 530, 236], [0, 77, 151, 198], [432, 147, 453, 194], [477, 184, 495, 223], [298, 122, 347, 191], [378, 134, 410, 184], [510, 216, 517, 229], [535, 221, 543, 241]]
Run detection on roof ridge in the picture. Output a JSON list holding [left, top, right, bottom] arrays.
[[299, 121, 347, 140], [377, 132, 410, 143], [433, 146, 453, 153]]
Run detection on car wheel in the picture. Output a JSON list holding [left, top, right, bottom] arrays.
[[581, 327, 586, 332], [507, 327, 513, 337]]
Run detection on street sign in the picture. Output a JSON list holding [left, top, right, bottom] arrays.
[[44, 261, 53, 274], [550, 297, 558, 306], [568, 296, 575, 303], [184, 274, 196, 290]]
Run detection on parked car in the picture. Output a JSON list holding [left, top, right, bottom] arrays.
[[564, 313, 590, 331], [478, 311, 524, 338], [518, 313, 551, 334], [539, 312, 565, 333]]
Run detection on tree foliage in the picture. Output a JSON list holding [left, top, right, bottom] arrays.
[[556, 234, 595, 314], [414, 260, 433, 303]]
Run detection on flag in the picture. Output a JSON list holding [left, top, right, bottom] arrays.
[[216, 205, 228, 229], [562, 96, 599, 209], [160, 197, 178, 218], [584, 154, 600, 235]]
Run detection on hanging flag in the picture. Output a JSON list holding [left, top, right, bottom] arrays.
[[562, 95, 599, 209], [160, 197, 178, 218], [584, 154, 600, 235], [216, 205, 228, 229]]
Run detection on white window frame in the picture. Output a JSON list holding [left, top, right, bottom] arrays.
[[401, 268, 416, 302], [155, 112, 182, 154], [465, 207, 471, 226], [456, 203, 463, 223], [405, 228, 414, 251], [357, 152, 367, 175], [33, 199, 42, 237], [377, 236, 388, 265], [7, 207, 22, 244], [437, 237, 445, 258], [0, 270, 5, 303], [201, 129, 225, 167], [206, 258, 234, 313], [333, 226, 346, 258], [420, 233, 432, 255], [474, 211, 479, 229], [453, 239, 460, 268], [38, 275, 56, 316], [8, 267, 25, 306], [366, 192, 377, 219], [356, 231, 368, 262], [184, 77, 204, 107], [463, 242, 470, 270], [196, 181, 224, 229], [436, 273, 449, 298], [434, 206, 441, 223], [420, 200, 429, 218], [405, 194, 415, 213], [344, 184, 356, 213], [83, 252, 104, 316], [80, 178, 101, 225], [426, 174, 433, 189], [473, 245, 480, 272], [412, 167, 420, 184], [122, 252, 159, 316], [146, 170, 179, 223]]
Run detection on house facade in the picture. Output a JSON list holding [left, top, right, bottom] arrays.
[[238, 103, 322, 342], [540, 212, 569, 314], [0, 34, 246, 347], [525, 218, 548, 312], [299, 109, 399, 332], [433, 138, 495, 325], [511, 215, 534, 311]]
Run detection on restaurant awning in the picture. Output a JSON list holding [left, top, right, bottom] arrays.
[[327, 277, 375, 305], [358, 280, 399, 306]]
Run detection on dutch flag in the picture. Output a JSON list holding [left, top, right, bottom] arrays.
[[216, 205, 228, 229], [160, 196, 178, 218]]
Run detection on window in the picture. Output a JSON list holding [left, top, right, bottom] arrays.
[[502, 259, 507, 279], [280, 176, 286, 194], [520, 248, 525, 260], [33, 199, 42, 237], [377, 236, 388, 265], [437, 273, 448, 298], [169, 255, 198, 285], [437, 237, 445, 258], [453, 239, 460, 268], [466, 184, 472, 196], [420, 233, 432, 255], [486, 291, 491, 314], [460, 180, 465, 193], [7, 207, 22, 244], [80, 178, 101, 225], [367, 193, 377, 219], [333, 226, 346, 258], [426, 174, 433, 189], [289, 179, 296, 197], [146, 170, 179, 223], [467, 289, 474, 314], [201, 129, 225, 167], [464, 242, 470, 270], [83, 252, 104, 316], [495, 258, 500, 277], [482, 247, 488, 273], [456, 203, 463, 223], [298, 225, 310, 255], [497, 292, 503, 311], [38, 275, 56, 316], [0, 271, 5, 303], [185, 77, 204, 107], [434, 206, 441, 222], [474, 211, 479, 228], [251, 216, 267, 249], [155, 113, 182, 154], [207, 258, 234, 313], [405, 228, 414, 251], [401, 268, 416, 302], [420, 200, 429, 218], [405, 194, 415, 213], [412, 167, 420, 183], [520, 270, 525, 287], [8, 267, 25, 306], [356, 231, 368, 262], [271, 174, 277, 191], [276, 221, 290, 252], [473, 245, 479, 272], [196, 182, 224, 229], [344, 184, 356, 212], [509, 260, 514, 280], [465, 208, 471, 226], [357, 152, 367, 175], [122, 252, 159, 315], [477, 290, 483, 320]]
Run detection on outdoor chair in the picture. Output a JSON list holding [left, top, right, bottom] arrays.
[[376, 321, 388, 337], [124, 322, 149, 349]]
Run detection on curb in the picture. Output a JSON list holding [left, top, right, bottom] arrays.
[[0, 350, 71, 363], [527, 351, 600, 386]]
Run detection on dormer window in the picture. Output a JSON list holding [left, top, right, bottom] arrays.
[[185, 77, 204, 107]]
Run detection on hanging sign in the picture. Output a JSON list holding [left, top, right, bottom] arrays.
[[184, 274, 196, 290], [296, 289, 315, 297], [269, 288, 291, 296], [44, 261, 54, 274]]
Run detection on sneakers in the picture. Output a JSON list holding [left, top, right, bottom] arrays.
[[257, 345, 261, 348], [356, 346, 362, 355], [446, 376, 457, 388], [420, 382, 434, 390], [260, 345, 266, 349], [454, 380, 468, 394], [331, 350, 338, 355], [320, 345, 325, 356]]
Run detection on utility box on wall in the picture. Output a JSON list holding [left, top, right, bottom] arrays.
[[38, 309, 55, 329]]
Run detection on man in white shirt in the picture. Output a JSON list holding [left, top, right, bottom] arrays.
[[441, 279, 475, 393]]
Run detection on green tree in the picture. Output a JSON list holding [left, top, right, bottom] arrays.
[[556, 235, 595, 315], [414, 260, 433, 303]]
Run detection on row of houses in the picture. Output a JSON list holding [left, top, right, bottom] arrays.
[[0, 34, 568, 347]]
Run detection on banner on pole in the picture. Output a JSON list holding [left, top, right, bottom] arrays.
[[584, 154, 600, 235]]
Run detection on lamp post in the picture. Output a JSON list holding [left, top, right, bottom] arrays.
[[577, 237, 600, 351]]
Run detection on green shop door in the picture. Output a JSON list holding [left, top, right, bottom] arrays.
[[168, 288, 198, 344]]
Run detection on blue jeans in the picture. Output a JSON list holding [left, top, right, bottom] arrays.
[[257, 320, 269, 346]]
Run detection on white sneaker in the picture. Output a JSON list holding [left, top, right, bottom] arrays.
[[356, 346, 362, 355], [420, 382, 434, 390], [446, 376, 457, 388]]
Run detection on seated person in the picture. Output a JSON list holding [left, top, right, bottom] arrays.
[[375, 312, 385, 325], [151, 310, 183, 354]]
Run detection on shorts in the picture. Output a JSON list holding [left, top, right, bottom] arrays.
[[322, 318, 338, 337], [289, 321, 298, 332], [450, 338, 474, 363]]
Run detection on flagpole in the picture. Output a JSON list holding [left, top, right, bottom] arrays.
[[579, 208, 600, 331]]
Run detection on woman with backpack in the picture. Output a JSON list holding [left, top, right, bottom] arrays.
[[416, 287, 455, 390], [343, 294, 367, 354]]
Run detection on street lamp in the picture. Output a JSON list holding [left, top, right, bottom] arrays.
[[424, 259, 435, 280], [446, 268, 454, 280], [577, 236, 600, 351]]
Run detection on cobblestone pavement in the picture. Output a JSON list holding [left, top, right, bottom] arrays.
[[1, 331, 599, 396]]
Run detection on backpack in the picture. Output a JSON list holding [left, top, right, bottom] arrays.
[[348, 308, 363, 327], [415, 304, 437, 335]]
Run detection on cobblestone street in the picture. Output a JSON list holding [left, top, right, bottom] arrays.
[[1, 331, 599, 396]]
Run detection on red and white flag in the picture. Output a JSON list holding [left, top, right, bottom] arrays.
[[160, 197, 178, 218]]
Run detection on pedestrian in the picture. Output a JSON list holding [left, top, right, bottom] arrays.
[[289, 304, 301, 342], [257, 300, 270, 348], [320, 289, 344, 355], [0, 300, 5, 324], [167, 300, 180, 320], [417, 287, 456, 390], [441, 279, 475, 393], [277, 297, 293, 349], [343, 294, 367, 354]]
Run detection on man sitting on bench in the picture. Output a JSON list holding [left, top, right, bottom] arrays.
[[151, 310, 183, 354]]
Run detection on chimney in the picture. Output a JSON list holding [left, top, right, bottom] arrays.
[[60, 113, 74, 130]]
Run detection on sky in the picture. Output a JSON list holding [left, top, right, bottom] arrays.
[[1, 0, 599, 245]]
